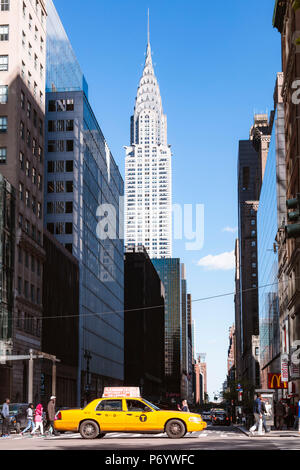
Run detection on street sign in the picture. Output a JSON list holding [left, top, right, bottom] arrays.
[[281, 354, 289, 382]]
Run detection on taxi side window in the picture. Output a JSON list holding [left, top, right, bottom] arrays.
[[126, 400, 151, 412], [96, 400, 123, 412]]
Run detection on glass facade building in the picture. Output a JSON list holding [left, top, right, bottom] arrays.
[[257, 103, 285, 385], [45, 0, 124, 403], [152, 258, 182, 399]]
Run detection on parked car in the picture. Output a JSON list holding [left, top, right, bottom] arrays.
[[201, 411, 212, 422], [211, 410, 230, 426], [0, 403, 28, 433]]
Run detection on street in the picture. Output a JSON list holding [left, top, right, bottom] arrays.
[[1, 425, 300, 450]]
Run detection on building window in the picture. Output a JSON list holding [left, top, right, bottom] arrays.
[[66, 120, 74, 131], [0, 147, 6, 163], [0, 55, 8, 71], [0, 116, 7, 132], [66, 181, 73, 192], [66, 99, 74, 111], [47, 223, 54, 234], [65, 201, 73, 213], [0, 25, 9, 41], [48, 100, 56, 112], [66, 160, 73, 172], [66, 140, 73, 152], [20, 121, 24, 139], [19, 152, 24, 170], [56, 181, 64, 193], [48, 140, 55, 153], [27, 100, 31, 119], [47, 202, 54, 214], [47, 161, 54, 173], [65, 222, 73, 234], [0, 1, 9, 11], [47, 181, 54, 193], [37, 202, 42, 219], [56, 222, 64, 235], [0, 85, 8, 103]]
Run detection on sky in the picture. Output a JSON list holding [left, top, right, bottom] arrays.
[[53, 0, 281, 399]]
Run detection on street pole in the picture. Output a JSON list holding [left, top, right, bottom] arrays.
[[28, 349, 34, 403], [52, 360, 56, 397]]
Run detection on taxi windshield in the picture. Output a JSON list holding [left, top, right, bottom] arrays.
[[142, 399, 160, 411]]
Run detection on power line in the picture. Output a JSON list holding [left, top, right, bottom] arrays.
[[12, 276, 292, 323]]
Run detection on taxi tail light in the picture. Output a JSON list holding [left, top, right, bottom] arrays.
[[57, 412, 62, 420]]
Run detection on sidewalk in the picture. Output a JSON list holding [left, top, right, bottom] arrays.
[[234, 424, 300, 438]]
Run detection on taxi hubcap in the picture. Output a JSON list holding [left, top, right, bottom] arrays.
[[170, 423, 181, 435], [84, 424, 95, 436]]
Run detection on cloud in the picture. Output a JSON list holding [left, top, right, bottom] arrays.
[[222, 226, 238, 233], [197, 251, 235, 271]]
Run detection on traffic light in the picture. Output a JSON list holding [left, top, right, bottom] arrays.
[[285, 194, 300, 239]]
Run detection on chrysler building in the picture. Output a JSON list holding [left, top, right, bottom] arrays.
[[125, 20, 172, 258]]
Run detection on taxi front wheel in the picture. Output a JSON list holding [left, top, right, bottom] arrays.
[[165, 419, 186, 439], [79, 420, 100, 439]]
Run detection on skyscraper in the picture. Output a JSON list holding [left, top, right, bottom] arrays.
[[0, 0, 47, 401], [125, 17, 172, 258], [44, 0, 124, 404]]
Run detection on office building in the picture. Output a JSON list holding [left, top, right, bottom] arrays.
[[42, 230, 79, 407], [124, 245, 165, 401], [0, 0, 47, 402], [45, 0, 124, 404], [125, 22, 172, 258], [257, 73, 285, 390], [152, 258, 182, 401]]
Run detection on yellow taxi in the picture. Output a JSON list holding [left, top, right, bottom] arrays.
[[54, 387, 207, 439]]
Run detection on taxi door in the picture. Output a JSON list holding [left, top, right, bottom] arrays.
[[94, 399, 125, 432], [124, 399, 159, 432]]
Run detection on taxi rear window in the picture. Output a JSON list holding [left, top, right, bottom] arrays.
[[96, 400, 123, 412]]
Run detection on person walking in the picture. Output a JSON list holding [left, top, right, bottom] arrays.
[[47, 396, 59, 436], [275, 399, 285, 430], [1, 398, 10, 438], [31, 403, 44, 436], [20, 403, 35, 436], [250, 393, 269, 435], [181, 400, 190, 412]]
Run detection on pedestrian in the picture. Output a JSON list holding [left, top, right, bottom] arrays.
[[31, 403, 44, 436], [181, 400, 190, 412], [249, 393, 269, 435], [47, 396, 59, 436], [275, 399, 285, 430], [21, 403, 35, 435], [177, 403, 182, 411], [1, 398, 10, 438]]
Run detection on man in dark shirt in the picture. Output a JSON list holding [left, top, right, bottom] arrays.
[[250, 393, 269, 435]]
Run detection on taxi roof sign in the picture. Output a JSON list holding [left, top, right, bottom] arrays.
[[102, 387, 141, 398]]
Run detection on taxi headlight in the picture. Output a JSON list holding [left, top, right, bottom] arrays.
[[188, 417, 202, 423]]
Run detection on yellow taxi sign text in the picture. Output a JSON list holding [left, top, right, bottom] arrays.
[[102, 387, 141, 398]]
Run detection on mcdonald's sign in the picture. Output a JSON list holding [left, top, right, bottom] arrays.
[[268, 373, 288, 389]]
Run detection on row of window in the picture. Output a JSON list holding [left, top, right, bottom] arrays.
[[21, 91, 43, 134], [47, 222, 73, 235], [16, 311, 41, 338], [47, 201, 73, 214], [18, 247, 41, 276], [47, 180, 73, 193], [18, 213, 42, 245], [48, 119, 74, 132], [17, 277, 41, 305], [48, 139, 74, 153], [20, 153, 42, 189], [19, 183, 42, 218], [20, 121, 43, 162], [48, 160, 73, 173], [48, 99, 74, 113]]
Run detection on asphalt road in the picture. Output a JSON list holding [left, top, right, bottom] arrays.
[[1, 425, 300, 450]]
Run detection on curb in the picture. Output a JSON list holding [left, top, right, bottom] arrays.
[[234, 425, 300, 438]]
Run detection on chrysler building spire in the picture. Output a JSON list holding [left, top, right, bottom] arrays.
[[125, 15, 172, 259]]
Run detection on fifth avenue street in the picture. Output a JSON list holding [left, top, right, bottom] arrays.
[[1, 426, 300, 451]]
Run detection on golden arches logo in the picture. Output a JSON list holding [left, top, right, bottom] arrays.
[[268, 373, 288, 389]]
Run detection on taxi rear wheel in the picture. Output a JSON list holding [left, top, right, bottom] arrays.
[[165, 419, 186, 439], [79, 420, 100, 439]]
